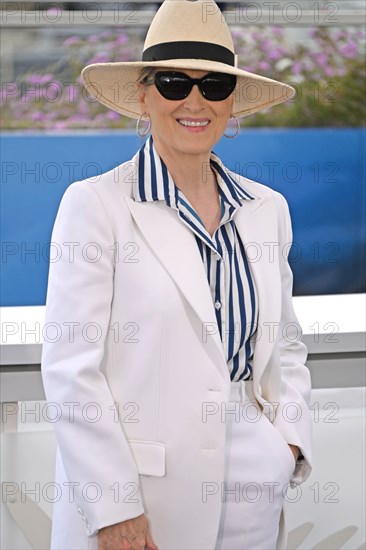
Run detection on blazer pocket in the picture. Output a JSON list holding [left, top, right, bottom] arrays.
[[127, 440, 166, 477], [261, 416, 296, 473]]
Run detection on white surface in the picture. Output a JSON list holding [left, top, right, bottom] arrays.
[[293, 294, 366, 336], [1, 306, 46, 346], [286, 387, 366, 549], [1, 387, 365, 550]]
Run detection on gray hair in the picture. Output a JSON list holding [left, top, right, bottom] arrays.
[[138, 67, 156, 84]]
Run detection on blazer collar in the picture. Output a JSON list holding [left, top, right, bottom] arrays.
[[131, 136, 257, 207]]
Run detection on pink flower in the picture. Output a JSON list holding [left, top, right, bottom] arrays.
[[88, 54, 110, 64], [43, 80, 63, 101], [339, 41, 358, 59], [336, 67, 347, 77], [78, 100, 90, 114], [332, 30, 346, 41], [292, 62, 303, 76], [53, 122, 67, 130], [107, 111, 120, 120], [26, 73, 53, 85], [258, 61, 271, 71], [100, 31, 113, 39], [63, 36, 80, 47], [271, 26, 283, 37], [30, 111, 46, 121], [324, 67, 336, 77], [314, 52, 329, 68], [39, 74, 55, 85], [230, 29, 243, 39], [68, 114, 87, 122], [116, 34, 128, 44], [261, 39, 272, 51], [63, 84, 79, 103], [268, 48, 283, 61]]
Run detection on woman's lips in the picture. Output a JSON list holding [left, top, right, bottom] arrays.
[[176, 118, 211, 131]]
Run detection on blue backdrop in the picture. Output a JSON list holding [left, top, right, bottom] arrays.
[[1, 129, 365, 306]]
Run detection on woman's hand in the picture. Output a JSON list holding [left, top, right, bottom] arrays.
[[98, 513, 158, 550], [288, 444, 300, 462]]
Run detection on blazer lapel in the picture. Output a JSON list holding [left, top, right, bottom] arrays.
[[124, 196, 229, 382], [234, 196, 282, 383], [124, 177, 282, 386]]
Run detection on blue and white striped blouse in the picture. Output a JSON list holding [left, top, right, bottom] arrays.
[[132, 137, 258, 382]]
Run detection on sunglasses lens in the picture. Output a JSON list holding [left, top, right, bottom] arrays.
[[201, 73, 237, 101], [154, 72, 237, 101], [155, 73, 192, 100]]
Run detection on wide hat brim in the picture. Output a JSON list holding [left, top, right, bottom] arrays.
[[82, 59, 295, 120], [81, 0, 295, 119]]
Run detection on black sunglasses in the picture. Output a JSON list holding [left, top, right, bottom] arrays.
[[144, 71, 237, 101]]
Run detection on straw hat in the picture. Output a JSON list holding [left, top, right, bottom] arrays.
[[81, 0, 295, 119]]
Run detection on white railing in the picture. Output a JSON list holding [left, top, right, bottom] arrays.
[[0, 1, 365, 27]]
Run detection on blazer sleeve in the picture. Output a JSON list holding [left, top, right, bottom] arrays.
[[41, 181, 145, 536], [272, 192, 313, 487]]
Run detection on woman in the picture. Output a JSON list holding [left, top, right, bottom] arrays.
[[41, 1, 312, 549]]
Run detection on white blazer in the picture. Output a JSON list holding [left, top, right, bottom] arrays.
[[41, 152, 312, 550]]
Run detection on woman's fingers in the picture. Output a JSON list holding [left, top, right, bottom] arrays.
[[97, 513, 158, 550], [145, 525, 159, 550]]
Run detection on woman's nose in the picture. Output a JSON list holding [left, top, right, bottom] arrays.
[[182, 84, 205, 110]]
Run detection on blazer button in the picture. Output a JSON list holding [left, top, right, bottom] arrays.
[[214, 301, 221, 310]]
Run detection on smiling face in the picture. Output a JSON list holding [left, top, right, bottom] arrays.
[[138, 69, 234, 161]]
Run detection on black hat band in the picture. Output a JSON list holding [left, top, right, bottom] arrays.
[[142, 41, 235, 66]]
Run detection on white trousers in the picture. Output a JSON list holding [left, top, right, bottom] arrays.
[[214, 381, 296, 550]]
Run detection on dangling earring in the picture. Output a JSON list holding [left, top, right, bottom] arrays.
[[136, 112, 151, 137], [223, 114, 240, 139]]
